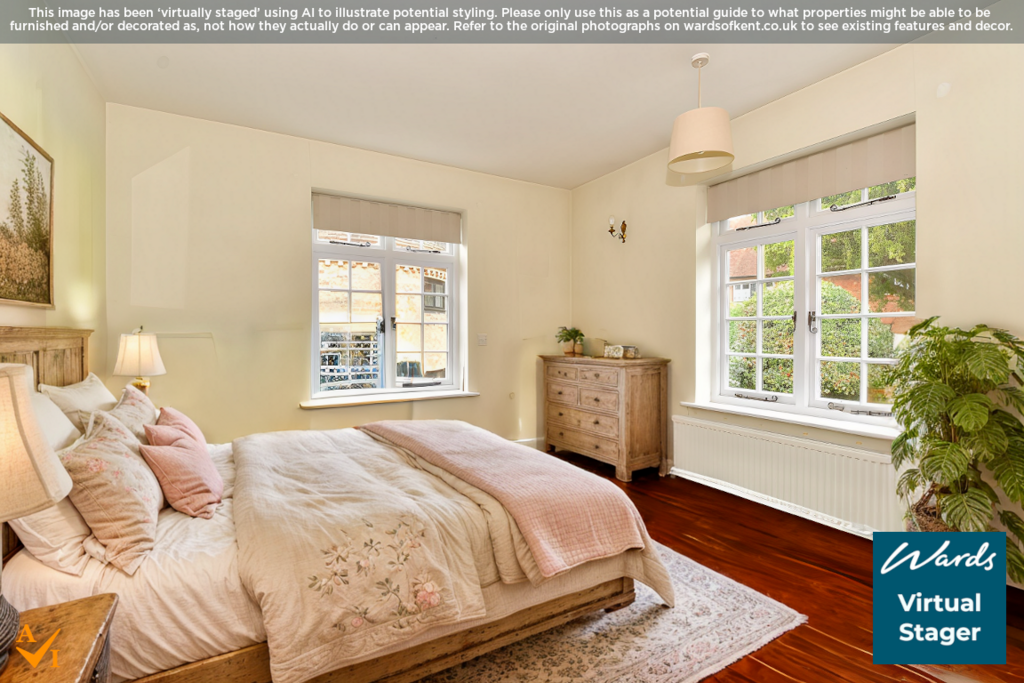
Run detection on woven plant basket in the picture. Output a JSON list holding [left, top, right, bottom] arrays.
[[906, 486, 954, 532]]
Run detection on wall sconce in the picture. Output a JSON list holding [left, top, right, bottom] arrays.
[[608, 216, 627, 243]]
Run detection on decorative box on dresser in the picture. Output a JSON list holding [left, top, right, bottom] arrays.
[[540, 355, 670, 482]]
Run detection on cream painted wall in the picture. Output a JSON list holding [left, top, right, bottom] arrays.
[[0, 44, 107, 370], [105, 104, 571, 443], [570, 42, 1024, 457]]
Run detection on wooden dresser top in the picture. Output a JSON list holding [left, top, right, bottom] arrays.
[[539, 355, 670, 367]]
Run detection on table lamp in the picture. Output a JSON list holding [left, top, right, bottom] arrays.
[[0, 365, 73, 673], [113, 328, 166, 395]]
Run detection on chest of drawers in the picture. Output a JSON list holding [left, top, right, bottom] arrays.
[[541, 355, 670, 482]]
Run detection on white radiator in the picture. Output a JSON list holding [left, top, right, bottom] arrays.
[[671, 416, 903, 537]]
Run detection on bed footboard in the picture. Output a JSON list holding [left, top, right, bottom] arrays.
[[133, 577, 635, 683]]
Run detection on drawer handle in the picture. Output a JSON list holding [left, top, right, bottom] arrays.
[[558, 412, 564, 417], [594, 445, 600, 449], [593, 397, 600, 402], [557, 391, 563, 395], [593, 419, 600, 425], [558, 431, 564, 437]]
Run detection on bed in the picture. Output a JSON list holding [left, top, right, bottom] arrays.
[[0, 326, 673, 683]]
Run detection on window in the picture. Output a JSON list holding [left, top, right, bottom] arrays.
[[714, 178, 916, 422], [312, 231, 459, 397]]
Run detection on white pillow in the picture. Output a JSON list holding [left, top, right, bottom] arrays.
[[30, 392, 82, 451], [7, 497, 94, 577], [38, 372, 117, 432]]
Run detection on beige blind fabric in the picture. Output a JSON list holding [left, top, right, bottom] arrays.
[[313, 193, 462, 244], [706, 124, 915, 224]]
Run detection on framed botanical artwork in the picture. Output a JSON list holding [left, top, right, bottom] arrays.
[[0, 109, 53, 308]]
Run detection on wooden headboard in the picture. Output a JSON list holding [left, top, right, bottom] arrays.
[[1, 326, 92, 565]]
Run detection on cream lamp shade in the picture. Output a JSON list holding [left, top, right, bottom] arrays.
[[0, 365, 72, 675], [668, 52, 735, 175], [113, 332, 166, 378], [0, 365, 72, 522], [668, 106, 735, 174]]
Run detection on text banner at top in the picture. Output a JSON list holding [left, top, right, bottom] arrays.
[[1, 0, 1020, 43]]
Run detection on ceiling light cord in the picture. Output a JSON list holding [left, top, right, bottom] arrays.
[[697, 63, 702, 108]]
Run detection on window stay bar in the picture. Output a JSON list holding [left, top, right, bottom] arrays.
[[329, 240, 373, 247], [828, 402, 893, 417], [735, 393, 778, 403], [404, 248, 444, 254], [828, 194, 896, 213], [735, 217, 781, 232]]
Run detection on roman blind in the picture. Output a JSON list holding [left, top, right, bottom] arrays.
[[312, 193, 462, 244], [706, 124, 915, 224]]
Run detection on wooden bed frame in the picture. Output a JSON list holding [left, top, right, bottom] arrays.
[[1, 325, 637, 683]]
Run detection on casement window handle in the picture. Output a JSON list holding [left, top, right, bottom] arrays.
[[808, 310, 818, 334]]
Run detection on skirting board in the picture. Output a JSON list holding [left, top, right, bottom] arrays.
[[669, 466, 875, 539]]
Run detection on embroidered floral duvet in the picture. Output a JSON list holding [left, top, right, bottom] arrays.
[[232, 425, 673, 683]]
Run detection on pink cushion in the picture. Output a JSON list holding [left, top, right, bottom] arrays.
[[150, 406, 207, 445], [140, 409, 222, 519]]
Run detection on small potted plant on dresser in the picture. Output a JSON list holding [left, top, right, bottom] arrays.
[[889, 317, 1024, 581], [555, 327, 585, 356]]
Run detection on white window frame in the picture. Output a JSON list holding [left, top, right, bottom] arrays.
[[311, 232, 461, 399], [710, 187, 916, 426]]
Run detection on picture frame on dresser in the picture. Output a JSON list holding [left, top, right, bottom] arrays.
[[0, 110, 54, 308], [541, 355, 670, 482]]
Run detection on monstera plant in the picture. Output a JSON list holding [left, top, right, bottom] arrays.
[[889, 317, 1024, 581]]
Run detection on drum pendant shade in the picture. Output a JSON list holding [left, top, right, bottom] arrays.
[[668, 106, 734, 174], [668, 52, 734, 175]]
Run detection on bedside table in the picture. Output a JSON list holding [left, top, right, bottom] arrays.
[[1, 594, 117, 683]]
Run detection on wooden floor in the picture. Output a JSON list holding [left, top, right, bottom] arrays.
[[551, 450, 1024, 683]]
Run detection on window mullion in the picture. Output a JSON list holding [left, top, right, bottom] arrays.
[[383, 253, 396, 390], [793, 226, 809, 410]]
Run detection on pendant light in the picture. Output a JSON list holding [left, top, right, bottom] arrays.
[[668, 53, 734, 174]]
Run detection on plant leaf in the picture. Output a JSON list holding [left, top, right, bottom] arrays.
[[962, 420, 1009, 460], [947, 393, 993, 432], [908, 382, 956, 419], [998, 387, 1024, 415], [991, 439, 1024, 503], [890, 431, 916, 471], [1007, 538, 1024, 584], [920, 442, 970, 483], [964, 343, 1011, 384], [940, 488, 993, 531], [907, 316, 939, 336], [964, 468, 1000, 503], [1000, 510, 1024, 544], [896, 468, 923, 499]]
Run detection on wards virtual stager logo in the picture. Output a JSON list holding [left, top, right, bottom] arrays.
[[14, 624, 61, 669], [874, 532, 1006, 665]]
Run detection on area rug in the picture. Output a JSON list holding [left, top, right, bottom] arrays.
[[421, 542, 807, 683]]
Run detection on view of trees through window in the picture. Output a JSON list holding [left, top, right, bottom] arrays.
[[721, 177, 916, 412]]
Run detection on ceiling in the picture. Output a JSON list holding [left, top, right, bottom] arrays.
[[73, 43, 896, 189]]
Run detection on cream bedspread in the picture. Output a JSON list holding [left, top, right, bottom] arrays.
[[232, 427, 674, 683]]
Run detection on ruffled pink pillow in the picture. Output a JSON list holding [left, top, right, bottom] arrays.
[[140, 408, 223, 519]]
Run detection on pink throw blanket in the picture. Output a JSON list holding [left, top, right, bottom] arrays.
[[359, 420, 646, 578]]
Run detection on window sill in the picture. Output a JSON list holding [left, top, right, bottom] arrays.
[[300, 390, 479, 410], [679, 401, 901, 440]]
